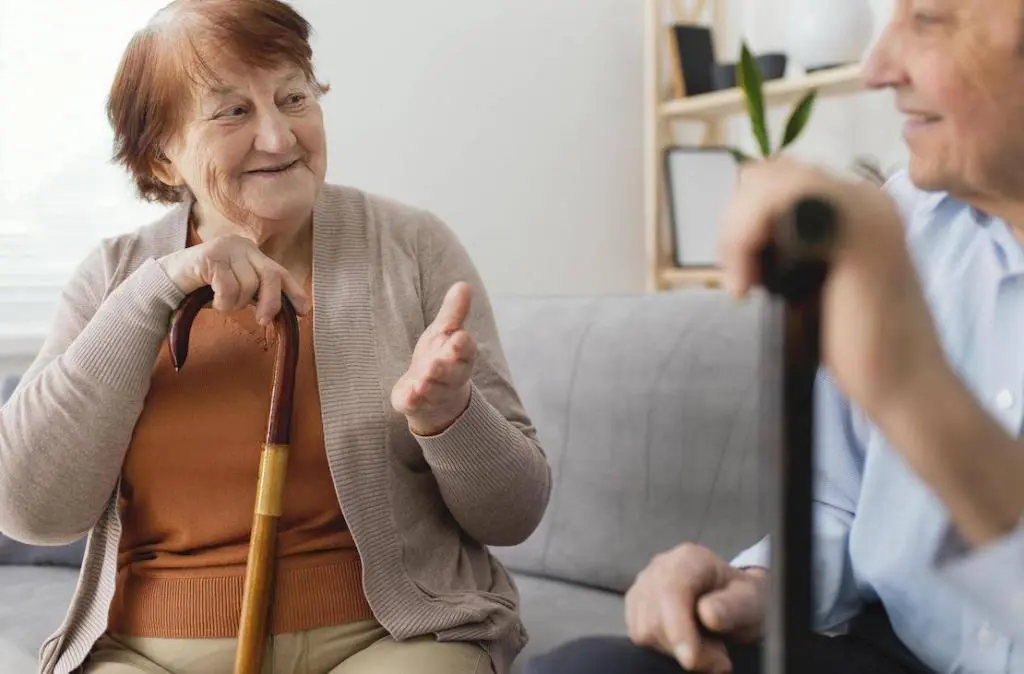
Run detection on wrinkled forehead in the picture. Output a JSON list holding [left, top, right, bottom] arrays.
[[191, 57, 310, 100]]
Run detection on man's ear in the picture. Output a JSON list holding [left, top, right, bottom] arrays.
[[150, 150, 184, 187]]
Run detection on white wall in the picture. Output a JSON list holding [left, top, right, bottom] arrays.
[[297, 0, 647, 296], [295, 0, 906, 298]]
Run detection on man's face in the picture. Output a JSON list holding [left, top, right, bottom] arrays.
[[864, 0, 1024, 199]]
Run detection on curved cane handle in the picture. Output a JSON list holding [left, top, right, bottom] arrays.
[[759, 196, 839, 302]]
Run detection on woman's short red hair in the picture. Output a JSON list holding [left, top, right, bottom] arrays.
[[106, 0, 329, 204]]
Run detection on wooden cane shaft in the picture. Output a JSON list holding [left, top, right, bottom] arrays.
[[234, 444, 290, 674], [235, 514, 278, 674], [254, 444, 289, 517]]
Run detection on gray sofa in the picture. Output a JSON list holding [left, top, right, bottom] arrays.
[[0, 290, 765, 673]]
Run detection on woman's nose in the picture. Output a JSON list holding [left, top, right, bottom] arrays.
[[253, 107, 297, 155]]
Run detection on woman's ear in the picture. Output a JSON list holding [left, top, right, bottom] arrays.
[[150, 150, 184, 187]]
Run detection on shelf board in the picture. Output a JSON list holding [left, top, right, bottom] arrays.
[[659, 267, 723, 288], [659, 63, 864, 121]]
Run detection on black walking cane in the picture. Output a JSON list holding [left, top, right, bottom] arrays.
[[758, 196, 839, 674]]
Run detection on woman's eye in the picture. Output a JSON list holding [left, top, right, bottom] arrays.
[[912, 12, 944, 29], [217, 106, 247, 119], [285, 93, 307, 107]]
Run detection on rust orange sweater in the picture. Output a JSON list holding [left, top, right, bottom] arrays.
[[108, 229, 373, 638]]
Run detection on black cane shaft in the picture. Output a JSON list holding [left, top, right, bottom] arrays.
[[760, 196, 838, 674]]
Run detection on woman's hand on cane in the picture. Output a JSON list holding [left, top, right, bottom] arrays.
[[159, 235, 310, 326]]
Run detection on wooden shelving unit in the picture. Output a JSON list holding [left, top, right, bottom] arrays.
[[660, 63, 864, 121], [644, 0, 867, 291]]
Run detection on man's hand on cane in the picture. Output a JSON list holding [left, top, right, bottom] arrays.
[[717, 157, 951, 422], [719, 158, 1024, 546]]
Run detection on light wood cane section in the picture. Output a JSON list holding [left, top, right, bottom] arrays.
[[236, 514, 279, 674], [236, 442, 291, 673], [254, 444, 289, 517], [644, 0, 868, 291]]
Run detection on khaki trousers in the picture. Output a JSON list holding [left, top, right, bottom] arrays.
[[82, 620, 494, 674]]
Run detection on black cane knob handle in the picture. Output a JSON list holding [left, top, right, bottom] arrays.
[[760, 196, 839, 301]]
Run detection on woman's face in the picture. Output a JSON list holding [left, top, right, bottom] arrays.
[[157, 59, 327, 235]]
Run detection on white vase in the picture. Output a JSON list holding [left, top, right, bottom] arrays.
[[785, 0, 874, 72]]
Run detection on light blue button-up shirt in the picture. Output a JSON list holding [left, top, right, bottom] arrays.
[[731, 171, 1024, 674]]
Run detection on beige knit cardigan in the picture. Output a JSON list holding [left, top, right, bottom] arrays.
[[0, 184, 551, 674]]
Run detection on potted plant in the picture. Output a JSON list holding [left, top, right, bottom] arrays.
[[728, 41, 817, 164]]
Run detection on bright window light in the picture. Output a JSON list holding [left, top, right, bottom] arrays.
[[0, 0, 170, 301]]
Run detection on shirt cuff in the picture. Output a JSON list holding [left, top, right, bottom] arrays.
[[731, 536, 770, 570], [935, 516, 1024, 640]]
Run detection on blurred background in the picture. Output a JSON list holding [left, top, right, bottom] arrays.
[[0, 0, 903, 375]]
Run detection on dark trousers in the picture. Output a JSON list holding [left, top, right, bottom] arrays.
[[525, 605, 933, 674]]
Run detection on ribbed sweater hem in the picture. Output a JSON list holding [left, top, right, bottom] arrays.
[[108, 554, 373, 638]]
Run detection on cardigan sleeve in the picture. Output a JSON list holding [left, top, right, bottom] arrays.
[[0, 243, 184, 545], [410, 214, 552, 547]]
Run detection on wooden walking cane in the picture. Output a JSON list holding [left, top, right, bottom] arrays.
[[757, 196, 839, 674], [168, 286, 301, 674]]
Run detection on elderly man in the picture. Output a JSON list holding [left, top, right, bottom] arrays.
[[526, 1, 1024, 673]]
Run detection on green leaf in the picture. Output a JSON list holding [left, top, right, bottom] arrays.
[[737, 42, 771, 158], [727, 147, 753, 164], [778, 90, 818, 152]]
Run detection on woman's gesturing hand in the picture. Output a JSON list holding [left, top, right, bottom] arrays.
[[392, 282, 478, 436]]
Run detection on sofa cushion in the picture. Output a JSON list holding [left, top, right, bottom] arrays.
[[0, 565, 79, 673], [491, 291, 765, 594], [1, 374, 18, 402], [0, 536, 86, 567], [510, 572, 627, 673]]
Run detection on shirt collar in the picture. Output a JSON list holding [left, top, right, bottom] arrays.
[[922, 191, 1024, 275], [922, 191, 992, 225]]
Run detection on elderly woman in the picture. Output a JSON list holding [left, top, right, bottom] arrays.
[[0, 1, 550, 673]]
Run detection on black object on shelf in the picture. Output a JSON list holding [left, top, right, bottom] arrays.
[[672, 24, 717, 96], [758, 196, 839, 674], [756, 53, 788, 81], [710, 53, 788, 92], [711, 62, 737, 90]]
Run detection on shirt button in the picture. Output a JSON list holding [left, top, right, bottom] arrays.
[[994, 389, 1015, 411], [977, 622, 998, 647]]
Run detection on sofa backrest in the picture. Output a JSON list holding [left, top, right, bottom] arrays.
[[0, 290, 769, 584], [489, 290, 766, 594]]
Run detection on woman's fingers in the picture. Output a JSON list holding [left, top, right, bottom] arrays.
[[231, 254, 261, 313], [391, 375, 429, 415], [254, 269, 282, 326], [447, 331, 476, 363], [209, 260, 241, 312], [269, 257, 310, 315], [198, 238, 310, 320]]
